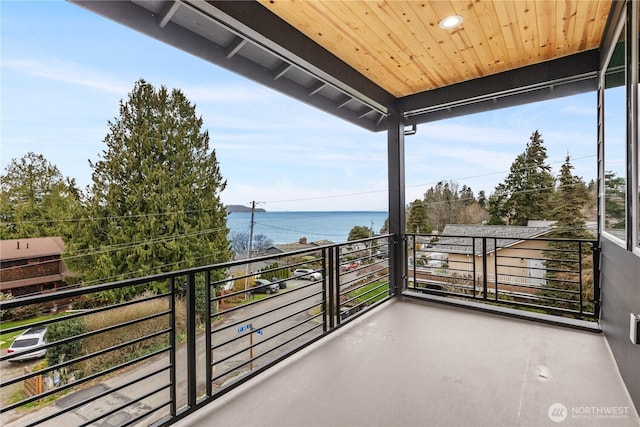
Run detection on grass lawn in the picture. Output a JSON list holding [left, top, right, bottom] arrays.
[[348, 281, 390, 305], [0, 313, 68, 349]]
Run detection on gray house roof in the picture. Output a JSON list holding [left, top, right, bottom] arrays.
[[426, 225, 554, 256], [265, 240, 335, 255]]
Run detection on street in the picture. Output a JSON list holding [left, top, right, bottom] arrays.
[[1, 277, 327, 426]]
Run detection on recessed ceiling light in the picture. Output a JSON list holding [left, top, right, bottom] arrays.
[[439, 15, 464, 30]]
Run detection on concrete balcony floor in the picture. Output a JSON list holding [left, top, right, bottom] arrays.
[[177, 299, 639, 427]]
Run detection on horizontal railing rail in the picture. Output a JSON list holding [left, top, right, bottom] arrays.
[[0, 235, 392, 426], [405, 233, 600, 320]]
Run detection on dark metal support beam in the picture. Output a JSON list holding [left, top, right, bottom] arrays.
[[387, 111, 406, 296], [400, 50, 600, 126], [70, 0, 385, 131], [626, 0, 638, 249], [205, 1, 394, 112]]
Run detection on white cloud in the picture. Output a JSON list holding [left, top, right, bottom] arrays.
[[3, 57, 131, 94]]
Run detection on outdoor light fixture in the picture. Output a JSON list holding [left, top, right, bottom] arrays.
[[439, 15, 463, 30]]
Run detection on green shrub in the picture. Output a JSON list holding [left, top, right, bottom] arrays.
[[46, 317, 87, 366], [0, 292, 11, 319], [259, 262, 289, 281]]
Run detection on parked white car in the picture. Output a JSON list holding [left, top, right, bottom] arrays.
[[7, 326, 47, 362], [293, 268, 322, 281]]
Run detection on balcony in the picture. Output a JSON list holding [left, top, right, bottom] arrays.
[[176, 300, 637, 427], [1, 235, 638, 426]]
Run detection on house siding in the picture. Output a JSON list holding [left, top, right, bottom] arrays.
[[600, 238, 640, 410]]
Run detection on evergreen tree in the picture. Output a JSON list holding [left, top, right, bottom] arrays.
[[459, 185, 475, 206], [603, 170, 626, 229], [406, 199, 432, 233], [487, 184, 508, 225], [584, 179, 598, 220], [477, 190, 487, 209], [69, 80, 231, 300], [488, 131, 555, 225], [549, 156, 592, 238], [0, 152, 83, 240], [539, 156, 594, 313], [379, 217, 389, 235], [348, 225, 372, 241]]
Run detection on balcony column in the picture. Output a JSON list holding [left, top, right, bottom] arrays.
[[387, 110, 406, 295]]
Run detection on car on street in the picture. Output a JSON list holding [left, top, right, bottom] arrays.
[[340, 262, 359, 272], [7, 326, 48, 362], [253, 278, 280, 294], [270, 278, 287, 289], [292, 268, 322, 281]]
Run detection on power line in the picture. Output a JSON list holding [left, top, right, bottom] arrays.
[[1, 155, 596, 226]]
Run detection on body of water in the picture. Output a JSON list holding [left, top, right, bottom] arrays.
[[227, 211, 389, 244]]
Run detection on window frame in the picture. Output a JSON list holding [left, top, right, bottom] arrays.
[[600, 10, 628, 248]]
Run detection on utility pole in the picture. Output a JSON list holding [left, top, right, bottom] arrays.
[[369, 220, 374, 258], [245, 201, 256, 300], [248, 200, 256, 261]]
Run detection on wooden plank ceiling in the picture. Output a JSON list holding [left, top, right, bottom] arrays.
[[258, 0, 613, 98]]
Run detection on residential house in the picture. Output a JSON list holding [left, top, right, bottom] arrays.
[[415, 224, 564, 298], [0, 237, 71, 297], [264, 238, 334, 256]]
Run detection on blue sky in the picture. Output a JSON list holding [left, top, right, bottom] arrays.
[[1, 1, 601, 212]]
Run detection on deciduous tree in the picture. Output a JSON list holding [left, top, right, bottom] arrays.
[[230, 231, 273, 256], [423, 181, 460, 233]]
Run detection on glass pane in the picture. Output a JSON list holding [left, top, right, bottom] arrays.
[[603, 22, 627, 242]]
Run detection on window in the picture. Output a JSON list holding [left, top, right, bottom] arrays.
[[602, 19, 627, 243], [636, 2, 640, 251]]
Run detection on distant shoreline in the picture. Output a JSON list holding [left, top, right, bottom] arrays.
[[227, 210, 388, 214], [226, 204, 266, 213]]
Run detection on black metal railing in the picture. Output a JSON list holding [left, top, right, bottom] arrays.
[[0, 235, 391, 426], [405, 233, 600, 320]]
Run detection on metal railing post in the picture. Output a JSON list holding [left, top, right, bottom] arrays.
[[578, 241, 584, 316], [169, 277, 177, 417], [322, 247, 328, 332], [592, 242, 601, 319], [472, 237, 477, 298], [205, 270, 212, 397], [327, 247, 334, 330], [186, 272, 197, 408], [493, 237, 498, 301], [411, 235, 416, 291], [482, 237, 488, 300]]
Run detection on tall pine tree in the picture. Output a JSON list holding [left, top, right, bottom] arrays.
[[406, 199, 431, 233], [603, 170, 626, 230], [69, 80, 231, 300], [539, 156, 594, 314], [488, 130, 555, 225]]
